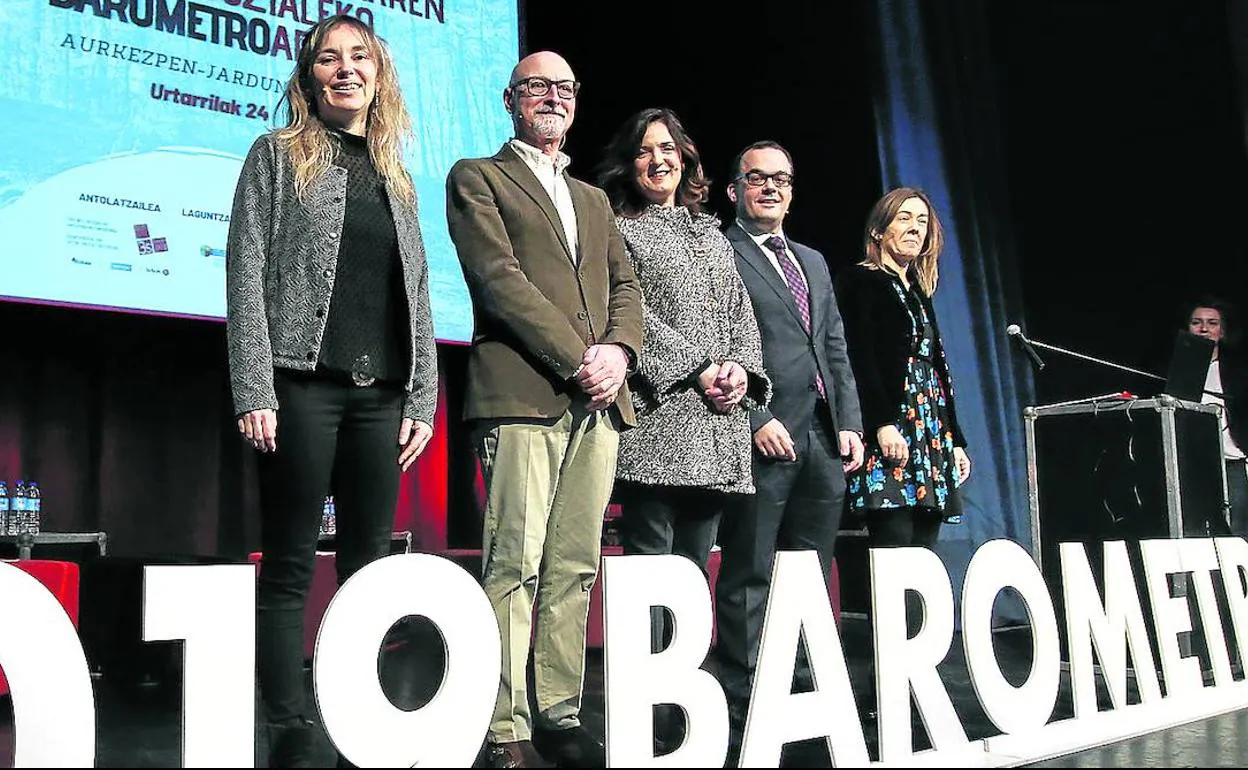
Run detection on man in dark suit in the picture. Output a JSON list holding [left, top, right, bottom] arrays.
[[446, 50, 643, 769], [715, 140, 864, 753]]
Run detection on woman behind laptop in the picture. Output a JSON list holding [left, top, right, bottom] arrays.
[[1185, 296, 1248, 538]]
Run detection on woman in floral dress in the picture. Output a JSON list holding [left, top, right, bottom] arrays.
[[833, 187, 972, 552]]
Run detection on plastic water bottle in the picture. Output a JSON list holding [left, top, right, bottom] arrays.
[[320, 495, 336, 538], [0, 481, 8, 536], [26, 482, 40, 535], [11, 481, 26, 536]]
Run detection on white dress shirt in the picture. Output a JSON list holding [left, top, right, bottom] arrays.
[[1202, 359, 1246, 460], [509, 139, 579, 261], [738, 220, 809, 287]]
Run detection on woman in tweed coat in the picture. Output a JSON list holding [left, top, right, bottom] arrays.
[[596, 107, 770, 661], [225, 15, 437, 766]]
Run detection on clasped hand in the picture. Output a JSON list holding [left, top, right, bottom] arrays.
[[575, 344, 630, 411], [700, 360, 747, 414]]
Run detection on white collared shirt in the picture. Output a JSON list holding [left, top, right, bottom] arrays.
[[509, 139, 579, 261], [1202, 359, 1246, 460], [739, 220, 809, 287]]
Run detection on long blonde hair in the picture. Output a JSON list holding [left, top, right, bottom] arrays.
[[861, 187, 944, 297], [275, 15, 415, 204]]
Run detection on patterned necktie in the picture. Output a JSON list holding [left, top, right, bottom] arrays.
[[764, 235, 825, 399]]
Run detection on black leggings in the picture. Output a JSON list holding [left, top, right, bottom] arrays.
[[865, 506, 943, 552], [866, 506, 943, 639], [862, 506, 944, 711], [255, 369, 404, 726]]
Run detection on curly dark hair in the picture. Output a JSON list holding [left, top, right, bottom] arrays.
[[594, 107, 710, 217]]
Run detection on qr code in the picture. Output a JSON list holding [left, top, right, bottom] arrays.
[[137, 239, 154, 255]]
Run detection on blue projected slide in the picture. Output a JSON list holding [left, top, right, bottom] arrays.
[[0, 0, 518, 344]]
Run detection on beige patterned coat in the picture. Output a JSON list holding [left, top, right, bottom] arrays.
[[615, 205, 771, 494]]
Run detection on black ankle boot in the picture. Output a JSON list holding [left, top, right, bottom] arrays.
[[268, 719, 318, 768]]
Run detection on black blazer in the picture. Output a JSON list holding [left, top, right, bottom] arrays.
[[832, 263, 967, 448], [1218, 347, 1248, 451], [725, 224, 862, 446]]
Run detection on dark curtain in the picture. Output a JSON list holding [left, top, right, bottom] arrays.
[[0, 301, 470, 560], [0, 301, 257, 558], [1228, 1, 1248, 171], [868, 0, 1035, 624]]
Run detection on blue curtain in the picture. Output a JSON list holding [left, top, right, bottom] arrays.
[[868, 0, 1035, 625]]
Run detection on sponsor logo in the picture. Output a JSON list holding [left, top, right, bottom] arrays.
[[135, 224, 168, 255]]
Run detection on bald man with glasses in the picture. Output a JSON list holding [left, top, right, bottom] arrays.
[[446, 51, 642, 769]]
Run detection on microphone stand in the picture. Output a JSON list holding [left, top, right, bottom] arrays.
[[1025, 337, 1166, 382], [1028, 335, 1228, 404]]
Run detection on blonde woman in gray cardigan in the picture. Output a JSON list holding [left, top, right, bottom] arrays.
[[225, 15, 437, 767], [596, 108, 769, 723]]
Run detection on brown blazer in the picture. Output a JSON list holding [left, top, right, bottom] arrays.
[[446, 143, 644, 426]]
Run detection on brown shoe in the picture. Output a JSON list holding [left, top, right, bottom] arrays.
[[487, 739, 547, 768]]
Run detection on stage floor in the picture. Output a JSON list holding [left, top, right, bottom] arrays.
[[0, 616, 1244, 767]]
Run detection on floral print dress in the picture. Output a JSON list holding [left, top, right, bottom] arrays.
[[848, 281, 963, 520]]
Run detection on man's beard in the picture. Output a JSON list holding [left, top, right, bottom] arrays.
[[532, 113, 566, 139]]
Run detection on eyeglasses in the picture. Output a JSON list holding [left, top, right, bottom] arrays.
[[736, 170, 794, 188], [509, 76, 581, 100]]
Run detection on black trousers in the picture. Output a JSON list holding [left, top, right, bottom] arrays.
[[715, 404, 845, 728], [255, 369, 404, 726], [616, 480, 739, 746], [616, 481, 738, 650]]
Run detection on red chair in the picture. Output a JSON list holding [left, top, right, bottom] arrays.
[[0, 560, 82, 696]]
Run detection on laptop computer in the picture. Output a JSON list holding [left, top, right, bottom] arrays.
[[1162, 330, 1215, 402]]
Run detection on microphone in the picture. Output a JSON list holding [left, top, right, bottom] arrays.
[[1007, 324, 1046, 371]]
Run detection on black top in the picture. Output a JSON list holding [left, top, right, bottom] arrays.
[[833, 262, 967, 447], [318, 129, 409, 383]]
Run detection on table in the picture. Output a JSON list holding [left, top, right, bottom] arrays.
[[0, 531, 109, 561]]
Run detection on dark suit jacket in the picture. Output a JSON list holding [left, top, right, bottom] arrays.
[[1218, 347, 1248, 451], [446, 144, 644, 425], [726, 223, 862, 447], [833, 263, 967, 448]]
